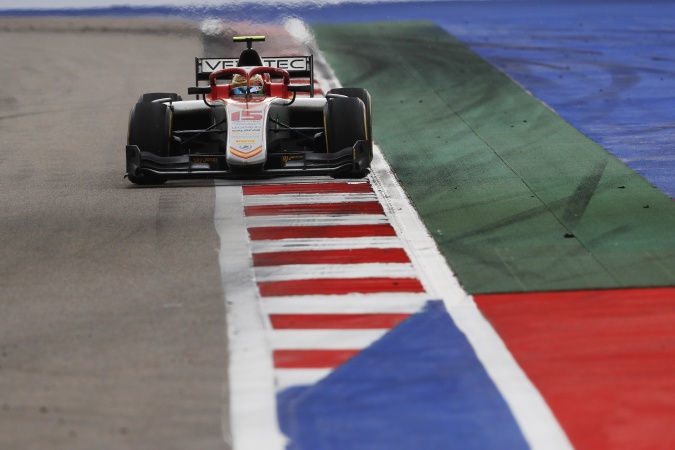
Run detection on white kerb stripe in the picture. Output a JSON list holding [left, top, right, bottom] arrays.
[[245, 214, 388, 228], [262, 293, 431, 315], [253, 263, 418, 282], [275, 369, 333, 390], [251, 237, 404, 253], [271, 329, 388, 350], [243, 193, 378, 205], [236, 177, 360, 186]]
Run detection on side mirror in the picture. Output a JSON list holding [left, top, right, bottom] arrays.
[[188, 86, 212, 95], [288, 84, 312, 93]]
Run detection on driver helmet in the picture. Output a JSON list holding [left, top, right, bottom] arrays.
[[230, 74, 264, 96]]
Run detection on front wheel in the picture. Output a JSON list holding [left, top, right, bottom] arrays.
[[324, 97, 370, 179], [126, 172, 167, 185], [326, 87, 372, 161], [126, 102, 171, 185], [128, 102, 172, 157]]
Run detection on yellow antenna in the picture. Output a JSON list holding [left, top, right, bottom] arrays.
[[233, 36, 266, 49]]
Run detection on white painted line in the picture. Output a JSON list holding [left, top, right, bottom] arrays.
[[243, 193, 378, 205], [245, 214, 388, 228], [214, 183, 287, 450], [262, 293, 431, 314], [251, 237, 404, 253], [271, 329, 388, 350], [275, 369, 333, 390], [253, 263, 418, 281]]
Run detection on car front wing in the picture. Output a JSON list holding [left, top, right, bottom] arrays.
[[125, 140, 371, 180]]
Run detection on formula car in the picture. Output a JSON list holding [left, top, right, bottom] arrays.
[[125, 36, 372, 184]]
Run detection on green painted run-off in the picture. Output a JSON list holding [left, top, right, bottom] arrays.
[[314, 21, 675, 294]]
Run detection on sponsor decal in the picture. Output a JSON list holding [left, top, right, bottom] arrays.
[[201, 57, 309, 73], [262, 57, 309, 71], [226, 101, 270, 163], [192, 157, 218, 164], [282, 155, 305, 163]]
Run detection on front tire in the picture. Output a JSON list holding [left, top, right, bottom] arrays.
[[324, 97, 369, 179], [326, 87, 372, 161], [127, 102, 172, 185], [126, 171, 167, 185]]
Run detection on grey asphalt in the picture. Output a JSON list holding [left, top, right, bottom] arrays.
[[0, 18, 230, 449]]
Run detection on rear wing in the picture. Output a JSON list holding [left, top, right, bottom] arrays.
[[194, 55, 315, 97]]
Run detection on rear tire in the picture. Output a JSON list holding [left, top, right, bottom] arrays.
[[137, 92, 183, 103]]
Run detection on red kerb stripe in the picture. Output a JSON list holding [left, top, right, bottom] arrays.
[[475, 287, 675, 450], [245, 202, 384, 216], [258, 277, 425, 296], [248, 224, 396, 240], [274, 349, 361, 369], [243, 182, 372, 195], [253, 248, 410, 266], [270, 313, 411, 329]]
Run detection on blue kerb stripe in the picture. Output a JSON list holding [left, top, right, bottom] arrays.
[[277, 300, 529, 450]]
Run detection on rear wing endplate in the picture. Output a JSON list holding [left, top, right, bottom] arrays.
[[195, 55, 314, 96]]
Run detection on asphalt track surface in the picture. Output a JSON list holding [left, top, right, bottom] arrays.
[[0, 18, 229, 449]]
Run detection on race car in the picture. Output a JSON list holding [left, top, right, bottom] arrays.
[[125, 36, 372, 184]]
